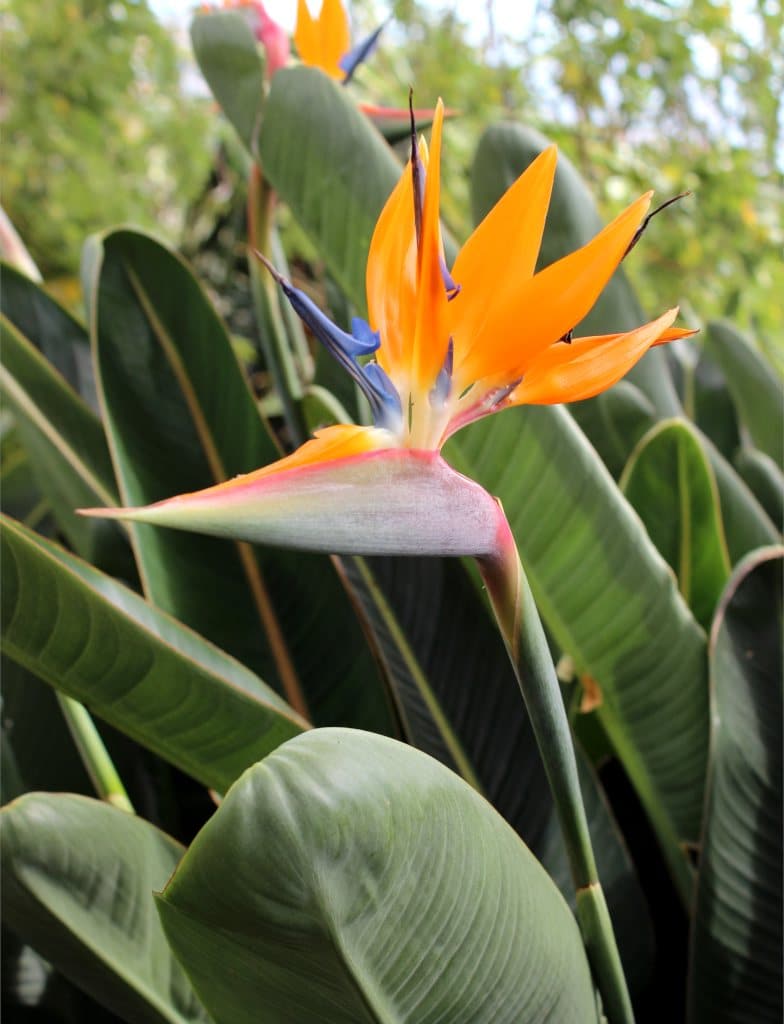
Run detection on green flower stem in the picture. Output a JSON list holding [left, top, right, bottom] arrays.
[[57, 694, 134, 814], [248, 164, 309, 448], [479, 525, 634, 1024]]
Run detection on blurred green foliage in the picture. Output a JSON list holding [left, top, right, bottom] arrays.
[[355, 0, 782, 366], [0, 0, 212, 281]]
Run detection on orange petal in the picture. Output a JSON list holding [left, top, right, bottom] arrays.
[[294, 0, 350, 79], [366, 151, 417, 379], [450, 146, 557, 378], [412, 99, 449, 391], [513, 308, 680, 405], [458, 192, 653, 384], [218, 424, 395, 488]]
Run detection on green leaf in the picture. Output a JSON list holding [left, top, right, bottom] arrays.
[[0, 315, 132, 575], [255, 72, 704, 896], [1, 514, 305, 793], [691, 348, 742, 462], [734, 448, 784, 528], [445, 405, 709, 901], [1, 792, 209, 1024], [703, 436, 780, 564], [190, 10, 265, 156], [470, 121, 681, 421], [620, 418, 730, 631], [570, 379, 658, 479], [89, 228, 391, 733], [260, 67, 402, 314], [158, 728, 599, 1024], [0, 261, 93, 399], [705, 321, 783, 466], [688, 547, 783, 1022], [339, 554, 654, 993]]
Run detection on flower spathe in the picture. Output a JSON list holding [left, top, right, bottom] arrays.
[[251, 99, 692, 464], [82, 99, 693, 562]]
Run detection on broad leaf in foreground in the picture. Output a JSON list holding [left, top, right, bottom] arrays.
[[1, 793, 209, 1024], [688, 547, 783, 1023], [158, 728, 599, 1024], [1, 515, 305, 793]]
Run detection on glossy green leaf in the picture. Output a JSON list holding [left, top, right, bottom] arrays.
[[260, 67, 402, 314], [445, 405, 709, 901], [734, 448, 784, 528], [0, 423, 50, 528], [0, 261, 93, 399], [705, 321, 783, 465], [1, 792, 208, 1024], [470, 121, 681, 421], [0, 315, 131, 574], [688, 547, 783, 1022], [691, 348, 742, 462], [158, 728, 599, 1024], [255, 71, 705, 896], [703, 436, 780, 564], [89, 228, 390, 733], [570, 379, 658, 479], [1, 514, 305, 793], [620, 418, 730, 631], [190, 10, 265, 155], [339, 553, 654, 993]]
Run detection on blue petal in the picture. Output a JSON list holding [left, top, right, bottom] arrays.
[[339, 21, 387, 83], [275, 276, 401, 430]]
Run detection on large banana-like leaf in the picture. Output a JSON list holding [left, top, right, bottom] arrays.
[[446, 407, 709, 899], [469, 120, 681, 425], [338, 554, 655, 993], [0, 261, 93, 399], [157, 728, 599, 1024], [87, 228, 391, 733], [620, 419, 730, 631], [260, 67, 401, 314], [1, 515, 305, 792], [1, 793, 209, 1024], [0, 315, 131, 575], [190, 9, 265, 156], [259, 68, 708, 899], [688, 547, 783, 1022], [705, 321, 783, 466], [734, 448, 783, 528]]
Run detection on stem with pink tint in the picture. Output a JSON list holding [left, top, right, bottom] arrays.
[[479, 511, 633, 1024]]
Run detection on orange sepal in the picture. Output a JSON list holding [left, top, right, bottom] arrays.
[[412, 99, 449, 391], [294, 0, 350, 80], [458, 192, 654, 385], [366, 147, 418, 379], [450, 146, 557, 382], [512, 308, 681, 406]]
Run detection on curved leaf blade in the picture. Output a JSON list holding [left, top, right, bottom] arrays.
[[688, 547, 783, 1022], [1, 793, 208, 1024], [158, 728, 599, 1024], [0, 315, 131, 574], [470, 121, 680, 421], [705, 321, 783, 465], [339, 553, 654, 993], [446, 405, 709, 898], [190, 10, 265, 155], [0, 261, 93, 399], [89, 228, 390, 733], [260, 67, 401, 314], [1, 514, 305, 792], [620, 418, 730, 631]]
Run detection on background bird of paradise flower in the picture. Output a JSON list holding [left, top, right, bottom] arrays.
[[1, 3, 781, 1024]]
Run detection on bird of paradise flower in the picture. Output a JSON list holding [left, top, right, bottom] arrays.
[[83, 100, 692, 1023]]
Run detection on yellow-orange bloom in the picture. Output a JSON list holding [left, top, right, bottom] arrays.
[[294, 0, 351, 80], [255, 99, 692, 473]]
